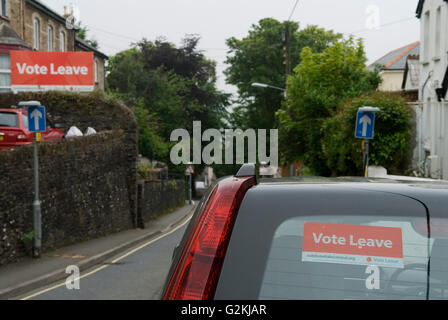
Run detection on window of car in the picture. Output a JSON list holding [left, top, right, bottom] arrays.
[[214, 185, 448, 300], [22, 114, 28, 129], [0, 112, 18, 127]]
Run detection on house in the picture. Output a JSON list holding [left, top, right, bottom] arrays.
[[0, 0, 106, 92], [369, 42, 420, 93], [75, 37, 107, 89], [402, 54, 420, 95], [415, 0, 448, 179]]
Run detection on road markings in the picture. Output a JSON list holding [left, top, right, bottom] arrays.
[[20, 213, 193, 300], [51, 254, 87, 259]]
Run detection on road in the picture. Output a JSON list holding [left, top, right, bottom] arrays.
[[17, 223, 188, 300]]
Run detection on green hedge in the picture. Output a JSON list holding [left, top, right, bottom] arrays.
[[321, 92, 414, 176]]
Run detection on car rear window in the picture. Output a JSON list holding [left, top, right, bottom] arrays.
[[257, 216, 445, 300], [0, 112, 18, 127], [214, 185, 448, 300]]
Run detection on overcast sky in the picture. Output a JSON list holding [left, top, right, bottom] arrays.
[[41, 0, 420, 96]]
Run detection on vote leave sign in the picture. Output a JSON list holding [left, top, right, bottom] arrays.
[[302, 222, 404, 268], [10, 51, 94, 92]]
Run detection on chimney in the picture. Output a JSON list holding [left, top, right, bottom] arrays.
[[63, 5, 74, 19]]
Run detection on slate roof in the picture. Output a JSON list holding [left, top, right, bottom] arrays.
[[75, 37, 108, 60], [368, 42, 420, 71], [0, 22, 31, 48]]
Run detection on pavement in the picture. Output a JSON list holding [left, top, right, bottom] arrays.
[[0, 202, 197, 300]]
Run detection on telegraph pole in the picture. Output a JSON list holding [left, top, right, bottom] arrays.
[[284, 21, 291, 81], [284, 21, 295, 177]]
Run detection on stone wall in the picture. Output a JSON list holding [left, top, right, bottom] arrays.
[[137, 180, 185, 227], [0, 91, 139, 265], [0, 91, 187, 266], [0, 90, 139, 226], [0, 131, 134, 265]]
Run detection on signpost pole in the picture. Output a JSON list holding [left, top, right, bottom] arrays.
[[32, 132, 42, 258], [19, 101, 45, 259], [189, 174, 192, 205], [364, 139, 370, 178]]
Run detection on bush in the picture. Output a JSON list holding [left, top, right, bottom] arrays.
[[321, 92, 413, 176], [277, 38, 381, 176], [137, 164, 154, 180]]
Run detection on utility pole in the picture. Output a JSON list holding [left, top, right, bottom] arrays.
[[284, 21, 292, 82], [284, 21, 295, 177]]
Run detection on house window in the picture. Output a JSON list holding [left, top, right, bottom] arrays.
[[435, 7, 441, 59], [48, 25, 54, 51], [423, 11, 430, 62], [0, 54, 11, 93], [0, 0, 7, 17], [59, 31, 66, 52], [33, 18, 40, 50], [94, 60, 98, 83]]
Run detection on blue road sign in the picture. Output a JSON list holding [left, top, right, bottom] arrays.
[[27, 106, 46, 133], [355, 111, 375, 139]]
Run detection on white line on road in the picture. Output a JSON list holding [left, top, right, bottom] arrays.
[[20, 213, 193, 300]]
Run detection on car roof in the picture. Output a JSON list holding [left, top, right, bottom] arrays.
[[247, 176, 448, 219], [0, 108, 24, 113]]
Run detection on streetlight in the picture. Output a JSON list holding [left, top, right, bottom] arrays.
[[251, 82, 286, 97], [251, 82, 293, 176]]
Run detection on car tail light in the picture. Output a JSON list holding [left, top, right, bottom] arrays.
[[163, 176, 256, 300], [17, 133, 27, 140]]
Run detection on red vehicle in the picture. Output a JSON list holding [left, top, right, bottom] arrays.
[[0, 108, 65, 150]]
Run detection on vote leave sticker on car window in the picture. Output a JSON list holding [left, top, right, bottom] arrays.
[[302, 222, 404, 268]]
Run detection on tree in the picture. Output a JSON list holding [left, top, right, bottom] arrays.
[[106, 48, 149, 105], [108, 36, 229, 135], [106, 35, 230, 178], [277, 38, 381, 175], [225, 18, 342, 130], [76, 23, 99, 49]]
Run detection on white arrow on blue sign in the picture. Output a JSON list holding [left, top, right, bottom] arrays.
[[27, 106, 46, 133], [355, 111, 375, 139]]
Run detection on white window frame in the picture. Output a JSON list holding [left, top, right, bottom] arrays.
[[0, 54, 11, 92], [434, 6, 441, 60], [33, 17, 41, 50], [423, 11, 430, 63], [0, 0, 7, 17], [59, 30, 66, 52], [47, 24, 54, 51], [94, 59, 98, 83]]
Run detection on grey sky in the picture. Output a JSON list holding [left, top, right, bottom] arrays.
[[41, 0, 420, 95]]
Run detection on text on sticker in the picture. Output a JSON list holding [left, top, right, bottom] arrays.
[[312, 233, 393, 249]]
